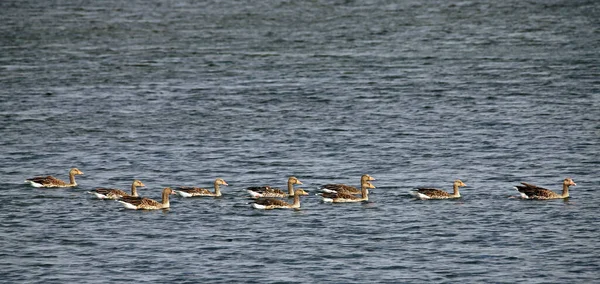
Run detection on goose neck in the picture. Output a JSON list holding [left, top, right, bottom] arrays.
[[69, 172, 77, 186], [292, 194, 301, 208], [361, 185, 369, 199], [452, 184, 461, 197], [131, 183, 138, 197], [287, 180, 294, 195], [214, 181, 222, 196], [562, 183, 570, 198], [161, 190, 171, 208]]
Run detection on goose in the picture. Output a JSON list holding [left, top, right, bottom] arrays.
[[88, 180, 145, 200], [118, 187, 175, 210], [251, 189, 309, 210], [247, 176, 303, 198], [174, 178, 228, 197], [514, 178, 576, 199], [25, 168, 84, 188], [320, 174, 375, 194], [319, 182, 375, 203], [410, 180, 466, 200]]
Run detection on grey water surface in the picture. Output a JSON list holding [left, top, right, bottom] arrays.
[[1, 0, 599, 283]]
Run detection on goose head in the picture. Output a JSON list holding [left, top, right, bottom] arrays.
[[288, 177, 302, 185], [454, 180, 467, 187], [564, 178, 576, 187], [164, 187, 176, 195], [215, 178, 229, 186], [365, 182, 376, 189], [294, 189, 309, 196], [361, 174, 375, 183], [133, 180, 145, 187], [70, 168, 84, 175]]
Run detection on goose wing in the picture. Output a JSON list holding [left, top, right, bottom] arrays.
[[247, 186, 285, 195], [28, 176, 67, 186], [415, 188, 451, 198], [324, 191, 360, 200], [138, 198, 162, 208], [95, 188, 128, 196], [120, 197, 159, 207], [333, 187, 361, 194], [247, 186, 269, 191], [322, 184, 356, 191], [120, 195, 142, 201], [516, 183, 557, 198], [254, 198, 291, 207], [92, 188, 128, 199], [264, 187, 285, 194], [321, 184, 360, 194], [27, 176, 50, 183], [519, 182, 547, 190], [177, 186, 210, 195]]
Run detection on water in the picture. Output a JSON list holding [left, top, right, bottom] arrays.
[[1, 0, 599, 283]]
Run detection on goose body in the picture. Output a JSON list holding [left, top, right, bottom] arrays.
[[247, 177, 303, 198], [118, 187, 175, 210], [514, 178, 576, 200], [319, 182, 375, 203], [251, 189, 308, 210], [175, 178, 228, 197], [25, 168, 84, 188], [410, 180, 466, 200], [320, 174, 375, 194], [89, 180, 145, 200]]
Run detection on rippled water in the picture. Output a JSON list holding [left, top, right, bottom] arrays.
[[1, 0, 599, 283]]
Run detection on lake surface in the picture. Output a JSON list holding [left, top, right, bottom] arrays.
[[1, 0, 599, 283]]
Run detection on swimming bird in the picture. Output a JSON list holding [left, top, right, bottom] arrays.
[[410, 180, 467, 200], [174, 178, 229, 197], [118, 187, 175, 210], [247, 176, 303, 198], [25, 168, 84, 188], [320, 174, 375, 194], [514, 178, 576, 199], [251, 189, 309, 210], [319, 182, 375, 203], [88, 180, 145, 200]]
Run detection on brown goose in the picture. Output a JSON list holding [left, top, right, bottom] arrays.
[[25, 168, 84, 188], [410, 180, 466, 200], [88, 180, 145, 200], [319, 182, 375, 203], [174, 178, 229, 197], [118, 187, 175, 210], [320, 174, 375, 194], [247, 176, 303, 198], [514, 178, 576, 199], [251, 189, 309, 210]]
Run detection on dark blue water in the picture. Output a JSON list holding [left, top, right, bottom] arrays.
[[1, 0, 599, 283]]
